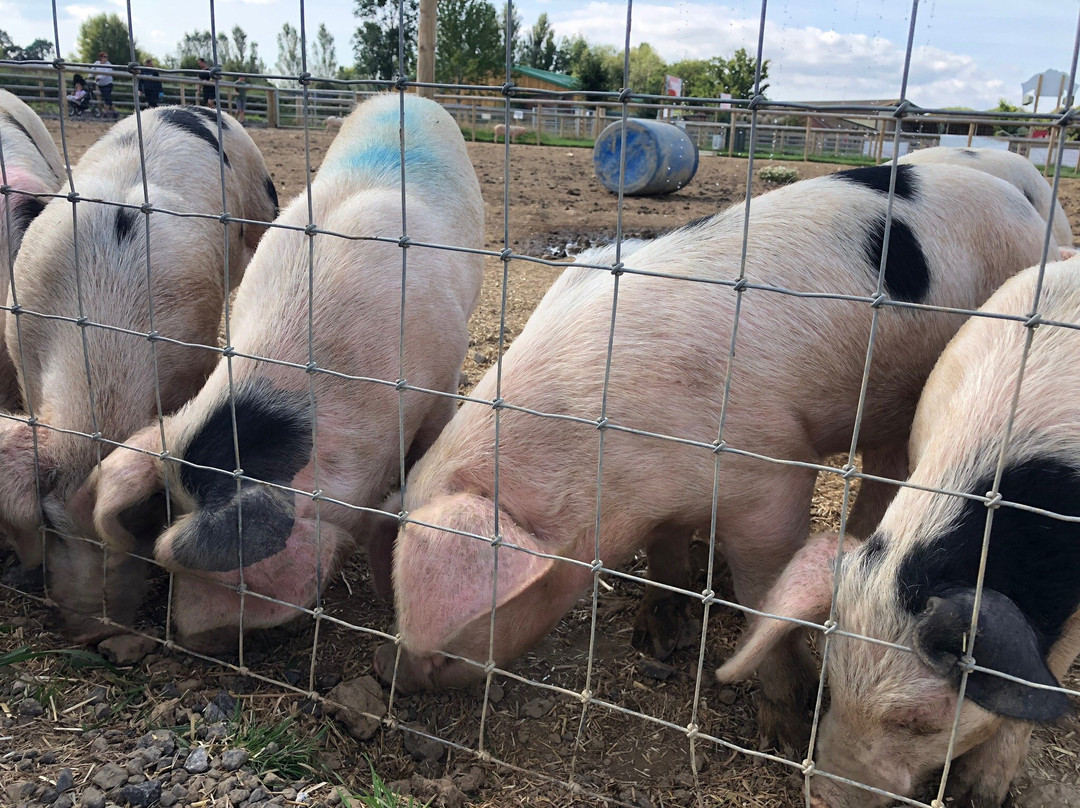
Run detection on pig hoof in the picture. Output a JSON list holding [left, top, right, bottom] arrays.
[[373, 642, 399, 686], [945, 775, 1009, 808], [631, 590, 688, 661]]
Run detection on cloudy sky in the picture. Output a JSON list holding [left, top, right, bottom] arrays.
[[2, 0, 1077, 110]]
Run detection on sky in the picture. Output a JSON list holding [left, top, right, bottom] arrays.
[[1, 0, 1077, 110]]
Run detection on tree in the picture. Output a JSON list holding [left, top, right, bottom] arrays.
[[668, 58, 714, 100], [627, 42, 666, 96], [174, 30, 213, 69], [310, 23, 338, 79], [992, 98, 1027, 137], [75, 13, 144, 64], [436, 0, 500, 85], [275, 22, 303, 87], [173, 27, 263, 75], [352, 0, 418, 80], [568, 40, 619, 95], [0, 31, 54, 61], [708, 47, 769, 100], [498, 4, 521, 63], [519, 13, 557, 71]]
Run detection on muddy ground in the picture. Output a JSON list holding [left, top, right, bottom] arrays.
[[3, 117, 1080, 808]]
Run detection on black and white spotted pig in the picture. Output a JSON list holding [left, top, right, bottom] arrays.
[[80, 94, 484, 649], [1, 107, 277, 638], [0, 90, 66, 409], [374, 164, 1058, 755], [717, 255, 1080, 807], [900, 146, 1073, 247]]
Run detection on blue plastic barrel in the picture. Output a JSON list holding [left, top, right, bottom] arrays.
[[593, 119, 700, 195]]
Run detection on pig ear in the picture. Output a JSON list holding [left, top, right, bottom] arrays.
[[1059, 247, 1077, 261], [716, 532, 844, 682], [914, 588, 1067, 722], [85, 447, 167, 552]]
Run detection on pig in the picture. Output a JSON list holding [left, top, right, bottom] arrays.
[[374, 162, 1058, 754], [716, 254, 1080, 807], [0, 90, 66, 409], [2, 106, 277, 638], [900, 146, 1073, 247], [324, 115, 344, 132], [493, 123, 528, 143], [82, 93, 484, 648]]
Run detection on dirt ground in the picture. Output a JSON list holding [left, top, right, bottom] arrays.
[[3, 117, 1080, 808]]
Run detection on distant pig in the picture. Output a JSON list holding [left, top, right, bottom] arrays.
[[0, 90, 66, 409], [2, 107, 277, 638], [375, 163, 1056, 753], [900, 146, 1073, 246], [717, 255, 1080, 807], [83, 94, 484, 648]]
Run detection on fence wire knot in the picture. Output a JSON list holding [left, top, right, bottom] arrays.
[[0, 184, 9, 196], [127, 61, 141, 74], [870, 291, 888, 308], [489, 532, 502, 548], [310, 489, 324, 502], [1055, 107, 1077, 127], [579, 688, 593, 704], [9, 303, 20, 316], [217, 212, 231, 225], [52, 58, 65, 71], [840, 464, 857, 480], [958, 654, 976, 673], [146, 330, 159, 343], [984, 491, 1003, 509], [685, 722, 700, 739], [700, 588, 714, 602], [1024, 312, 1042, 329], [823, 619, 838, 635], [208, 66, 223, 80], [297, 71, 312, 86], [397, 235, 411, 249], [712, 439, 726, 454], [66, 191, 80, 204], [610, 262, 624, 276], [748, 93, 766, 110], [499, 246, 513, 262], [90, 431, 102, 443], [931, 800, 947, 808], [306, 361, 319, 374], [303, 223, 318, 237], [590, 558, 604, 574], [222, 345, 236, 358], [232, 467, 244, 480], [491, 397, 505, 411], [394, 75, 410, 91], [892, 99, 912, 118], [618, 87, 633, 104], [25, 415, 38, 427], [732, 277, 749, 292], [596, 416, 609, 430], [801, 758, 816, 776], [394, 377, 408, 390], [158, 449, 172, 461], [500, 81, 516, 97], [75, 316, 89, 328], [140, 201, 153, 214]]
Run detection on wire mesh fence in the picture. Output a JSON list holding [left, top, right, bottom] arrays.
[[2, 1, 1080, 807]]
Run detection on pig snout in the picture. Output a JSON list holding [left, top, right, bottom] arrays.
[[373, 641, 485, 692]]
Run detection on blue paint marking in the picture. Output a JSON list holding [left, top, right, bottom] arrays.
[[333, 142, 436, 184]]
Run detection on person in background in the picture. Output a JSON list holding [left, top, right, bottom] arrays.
[[232, 75, 247, 123], [91, 51, 115, 117], [197, 57, 215, 108], [139, 58, 163, 108], [66, 74, 87, 106]]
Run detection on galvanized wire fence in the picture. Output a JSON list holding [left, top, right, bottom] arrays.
[[1, 0, 1079, 806]]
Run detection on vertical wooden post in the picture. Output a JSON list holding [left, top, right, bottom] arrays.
[[1044, 126, 1058, 177], [966, 121, 975, 147], [267, 88, 278, 128], [1034, 73, 1044, 114], [728, 112, 737, 157], [535, 105, 542, 146], [803, 115, 812, 161], [179, 82, 186, 105], [417, 0, 436, 98]]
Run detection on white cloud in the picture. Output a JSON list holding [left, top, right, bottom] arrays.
[[550, 3, 1015, 109], [63, 4, 103, 22]]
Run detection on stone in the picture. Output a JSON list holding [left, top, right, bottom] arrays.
[[638, 660, 675, 681], [325, 676, 386, 741], [203, 722, 229, 742], [221, 748, 250, 771], [126, 758, 146, 776], [183, 747, 210, 774], [56, 769, 75, 794], [403, 729, 446, 763], [158, 793, 177, 808], [717, 688, 737, 706], [18, 697, 43, 716], [486, 682, 504, 704], [80, 787, 106, 808], [137, 730, 176, 757], [98, 634, 157, 666], [55, 794, 74, 808], [6, 782, 37, 802], [41, 751, 58, 765], [522, 698, 554, 718], [92, 763, 128, 791], [248, 787, 269, 802], [228, 788, 251, 803], [120, 780, 161, 807]]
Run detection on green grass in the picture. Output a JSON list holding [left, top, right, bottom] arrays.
[[339, 759, 431, 808], [459, 125, 596, 149], [228, 712, 329, 781]]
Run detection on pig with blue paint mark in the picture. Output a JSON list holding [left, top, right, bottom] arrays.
[[899, 145, 1073, 247], [0, 90, 66, 410], [83, 94, 484, 648], [375, 163, 1059, 755], [718, 254, 1080, 807], [2, 106, 277, 639]]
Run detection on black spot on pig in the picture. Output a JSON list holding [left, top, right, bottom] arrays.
[[114, 207, 137, 242], [834, 164, 918, 201], [959, 149, 979, 157], [860, 531, 887, 569], [118, 490, 169, 547], [898, 456, 1080, 651], [189, 105, 231, 130], [171, 380, 312, 571], [863, 214, 930, 302], [264, 176, 279, 217], [158, 107, 231, 167], [10, 195, 45, 239]]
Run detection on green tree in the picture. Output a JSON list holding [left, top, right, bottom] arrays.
[[498, 4, 521, 64], [519, 12, 557, 71], [75, 13, 145, 64], [275, 22, 302, 87], [436, 0, 500, 85], [708, 47, 769, 99], [352, 0, 418, 80], [174, 30, 213, 69], [0, 31, 54, 61], [668, 58, 713, 100], [627, 42, 666, 96], [571, 40, 619, 95], [992, 98, 1027, 137], [174, 27, 263, 75], [310, 23, 338, 79]]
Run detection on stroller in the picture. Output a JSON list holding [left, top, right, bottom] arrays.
[[67, 74, 101, 118]]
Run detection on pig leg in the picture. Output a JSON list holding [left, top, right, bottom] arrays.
[[631, 522, 692, 660], [843, 443, 908, 539], [945, 720, 1032, 808], [723, 465, 817, 755]]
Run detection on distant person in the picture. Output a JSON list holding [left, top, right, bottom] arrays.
[[139, 57, 162, 108], [232, 75, 246, 123], [197, 57, 214, 108], [66, 75, 87, 105], [91, 51, 115, 117]]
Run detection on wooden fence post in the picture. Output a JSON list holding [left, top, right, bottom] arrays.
[[728, 112, 737, 157], [803, 116, 812, 161], [966, 121, 975, 147], [267, 88, 278, 128]]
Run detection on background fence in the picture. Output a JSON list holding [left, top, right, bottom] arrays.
[[2, 3, 1080, 808]]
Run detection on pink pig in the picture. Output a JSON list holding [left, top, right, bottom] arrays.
[[376, 162, 1062, 754]]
